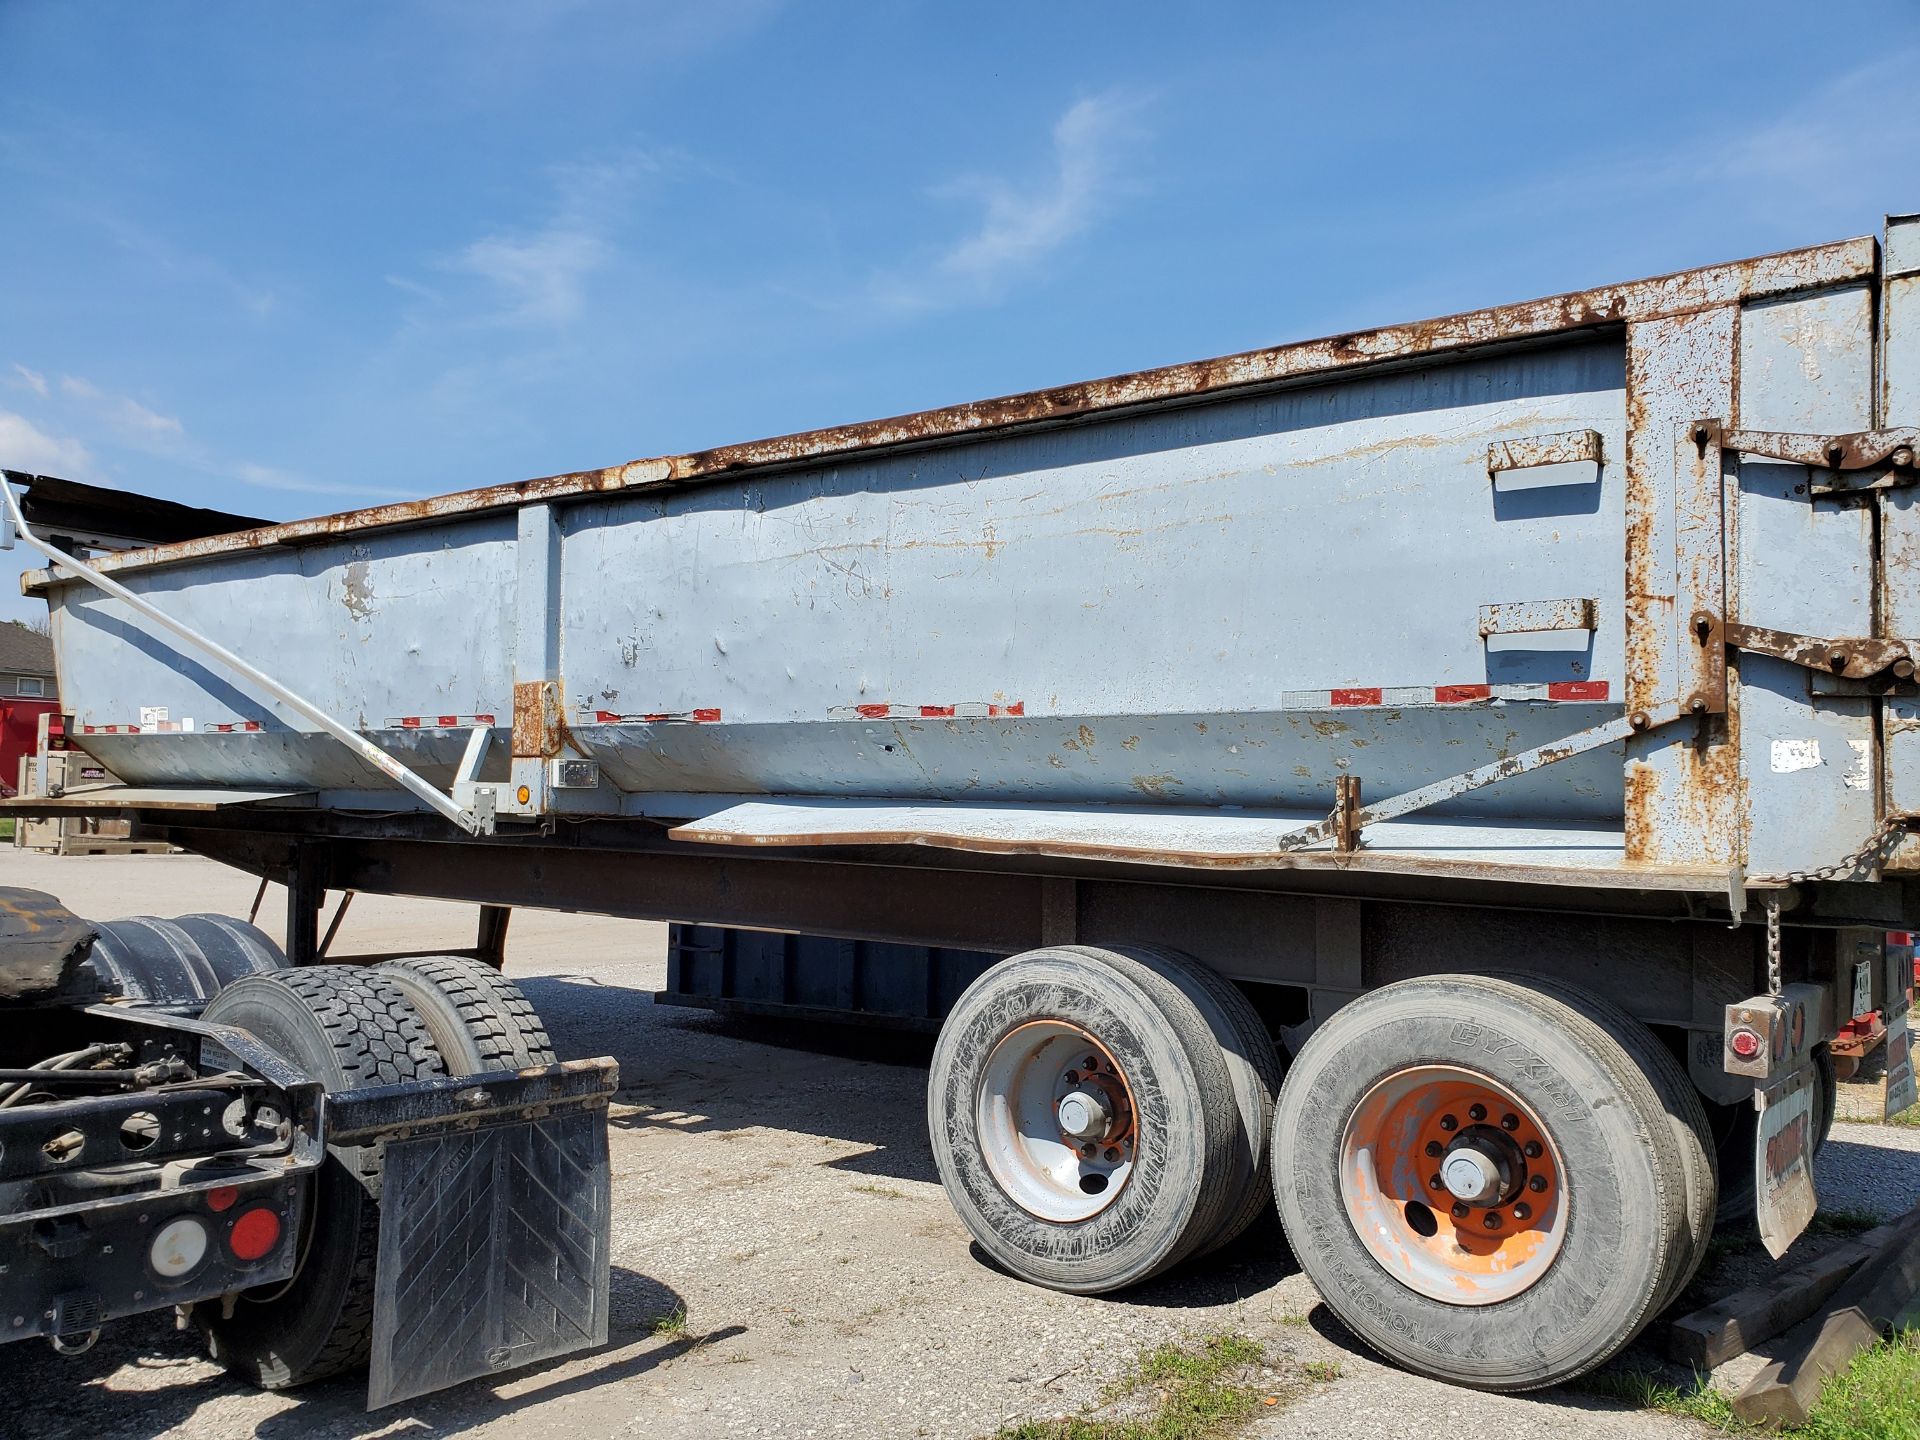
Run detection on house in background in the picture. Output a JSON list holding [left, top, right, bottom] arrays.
[[0, 621, 57, 701]]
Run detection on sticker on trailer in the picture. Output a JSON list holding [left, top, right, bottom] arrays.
[[1754, 1066, 1818, 1260], [1885, 1011, 1917, 1121], [138, 705, 168, 730]]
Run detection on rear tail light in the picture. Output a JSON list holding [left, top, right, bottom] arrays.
[[1729, 1026, 1764, 1060], [149, 1216, 210, 1278], [227, 1206, 282, 1262], [205, 1185, 239, 1213]]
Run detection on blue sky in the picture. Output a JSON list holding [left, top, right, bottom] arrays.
[[3, 2, 1919, 623]]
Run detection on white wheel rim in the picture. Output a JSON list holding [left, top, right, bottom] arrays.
[[975, 1019, 1137, 1222]]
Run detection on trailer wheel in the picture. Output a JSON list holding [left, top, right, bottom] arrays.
[[928, 946, 1240, 1293], [1502, 974, 1714, 1311], [197, 965, 446, 1388], [1270, 975, 1696, 1390], [376, 955, 555, 1075], [1066, 947, 1282, 1255]]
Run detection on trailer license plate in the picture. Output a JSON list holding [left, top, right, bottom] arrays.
[[1886, 1011, 1917, 1121]]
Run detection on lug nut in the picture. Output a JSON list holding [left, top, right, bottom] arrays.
[[1429, 1174, 1445, 1191], [1468, 1103, 1487, 1122], [1483, 1212, 1502, 1230], [1523, 1140, 1542, 1159], [1439, 1114, 1458, 1132], [1424, 1141, 1443, 1157], [1081, 1142, 1097, 1157], [1104, 1147, 1119, 1163], [1083, 1056, 1099, 1071], [1064, 1070, 1079, 1084], [1529, 1174, 1547, 1193], [1500, 1113, 1519, 1131], [1451, 1203, 1469, 1220], [1513, 1202, 1532, 1222]]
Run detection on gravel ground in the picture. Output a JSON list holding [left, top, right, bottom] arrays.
[[2, 852, 1916, 1439]]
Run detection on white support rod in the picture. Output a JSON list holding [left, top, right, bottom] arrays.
[[2, 481, 482, 834]]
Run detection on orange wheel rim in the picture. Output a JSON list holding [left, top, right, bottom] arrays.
[[1339, 1065, 1567, 1305]]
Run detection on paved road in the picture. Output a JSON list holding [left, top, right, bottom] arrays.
[[2, 853, 1914, 1439]]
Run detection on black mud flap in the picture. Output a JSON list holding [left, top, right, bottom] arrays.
[[342, 1064, 615, 1409]]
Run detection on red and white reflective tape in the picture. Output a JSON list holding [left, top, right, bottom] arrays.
[[80, 724, 142, 735], [1279, 681, 1610, 710], [207, 721, 266, 733], [828, 701, 1028, 720], [587, 708, 723, 724], [386, 714, 497, 730]]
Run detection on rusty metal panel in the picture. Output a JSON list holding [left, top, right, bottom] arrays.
[[1736, 285, 1877, 879], [1622, 307, 1739, 865], [1881, 217, 1920, 843]]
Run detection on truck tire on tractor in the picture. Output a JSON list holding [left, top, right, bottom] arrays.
[[1270, 975, 1705, 1391], [197, 966, 447, 1388], [376, 954, 555, 1075]]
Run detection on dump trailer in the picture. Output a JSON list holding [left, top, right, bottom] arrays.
[[7, 211, 1920, 1394]]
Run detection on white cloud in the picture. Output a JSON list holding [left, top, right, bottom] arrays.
[[9, 364, 47, 399], [441, 151, 661, 327], [59, 375, 186, 446], [870, 92, 1150, 313], [0, 411, 94, 478]]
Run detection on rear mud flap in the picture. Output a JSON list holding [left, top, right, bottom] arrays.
[[367, 1103, 612, 1409], [1755, 1063, 1819, 1259]]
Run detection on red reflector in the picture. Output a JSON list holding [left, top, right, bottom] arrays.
[[1729, 1027, 1763, 1059], [205, 1185, 239, 1213], [228, 1206, 282, 1261]]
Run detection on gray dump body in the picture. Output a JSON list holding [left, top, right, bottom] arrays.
[[21, 213, 1920, 900]]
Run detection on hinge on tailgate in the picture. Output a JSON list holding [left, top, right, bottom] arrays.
[[1722, 624, 1917, 684], [1719, 427, 1919, 495]]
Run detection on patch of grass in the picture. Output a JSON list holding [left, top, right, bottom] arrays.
[[852, 1182, 907, 1200], [992, 1334, 1277, 1440], [1797, 1329, 1920, 1440], [0, 817, 13, 841], [649, 1306, 687, 1338], [1302, 1360, 1341, 1383], [1578, 1331, 1920, 1438], [1575, 1367, 1737, 1426]]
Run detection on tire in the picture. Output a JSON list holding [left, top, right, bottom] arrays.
[[197, 966, 447, 1388], [1096, 949, 1283, 1255], [928, 945, 1241, 1294], [376, 955, 555, 1075], [87, 913, 284, 1010], [1270, 974, 1696, 1391], [1502, 975, 1715, 1313]]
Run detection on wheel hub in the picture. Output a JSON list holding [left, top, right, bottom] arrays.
[[1339, 1066, 1567, 1306], [1056, 1089, 1111, 1140], [1439, 1126, 1523, 1205], [975, 1022, 1139, 1222]]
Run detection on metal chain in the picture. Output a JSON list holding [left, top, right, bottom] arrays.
[[1764, 894, 1783, 997], [1759, 814, 1914, 997], [1777, 812, 1915, 885]]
